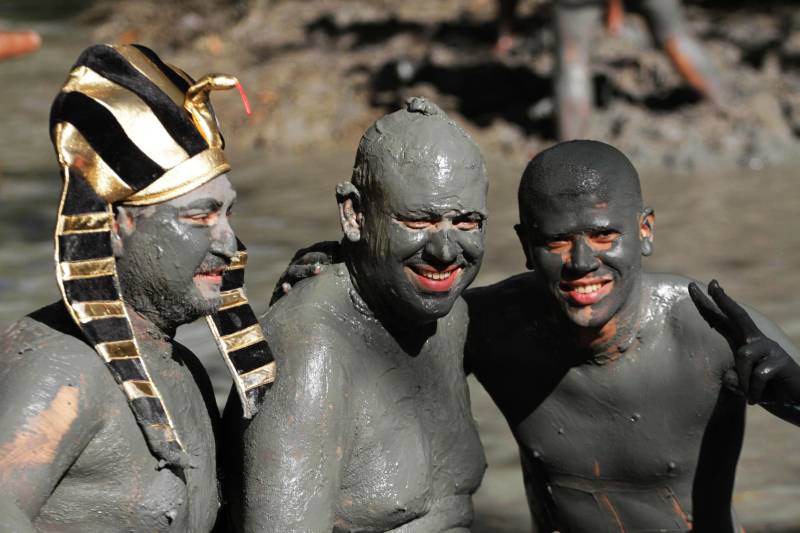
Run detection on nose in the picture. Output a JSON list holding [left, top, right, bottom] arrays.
[[565, 237, 598, 277], [210, 215, 237, 260], [424, 228, 459, 265]]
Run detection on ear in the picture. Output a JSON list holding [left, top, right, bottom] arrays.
[[639, 207, 655, 257], [111, 206, 137, 258], [514, 223, 535, 270], [336, 182, 363, 243]]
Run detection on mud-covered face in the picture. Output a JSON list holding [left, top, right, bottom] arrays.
[[520, 194, 651, 329], [115, 174, 237, 330], [359, 160, 487, 323]]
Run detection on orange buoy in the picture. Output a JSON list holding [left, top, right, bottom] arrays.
[[0, 31, 41, 61]]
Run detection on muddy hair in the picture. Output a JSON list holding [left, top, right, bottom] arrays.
[[350, 96, 483, 198], [518, 139, 642, 227]]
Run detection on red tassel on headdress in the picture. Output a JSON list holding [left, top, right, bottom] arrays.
[[236, 81, 252, 115]]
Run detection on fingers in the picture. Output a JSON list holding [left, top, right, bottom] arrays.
[[688, 282, 735, 342], [735, 338, 788, 404], [733, 342, 762, 400], [707, 279, 763, 343], [286, 263, 322, 282]]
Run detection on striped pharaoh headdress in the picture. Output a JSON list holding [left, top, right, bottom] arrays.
[[50, 43, 275, 466]]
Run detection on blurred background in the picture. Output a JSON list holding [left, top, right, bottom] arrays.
[[1, 0, 799, 531]]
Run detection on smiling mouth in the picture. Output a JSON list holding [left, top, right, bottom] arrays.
[[406, 264, 462, 292], [194, 267, 225, 284], [559, 278, 614, 306]]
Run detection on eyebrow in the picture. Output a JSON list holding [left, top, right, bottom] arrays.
[[181, 199, 223, 211]]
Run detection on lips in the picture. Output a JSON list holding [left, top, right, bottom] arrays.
[[194, 267, 225, 285], [559, 278, 614, 306], [406, 263, 462, 292]]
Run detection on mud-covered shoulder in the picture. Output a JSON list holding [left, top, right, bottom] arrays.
[[0, 302, 112, 392], [260, 265, 356, 386], [0, 304, 111, 475], [644, 273, 736, 371], [264, 265, 354, 338]]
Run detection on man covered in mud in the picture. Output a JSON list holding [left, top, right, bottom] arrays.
[[226, 97, 488, 532], [281, 139, 800, 531], [465, 140, 800, 531], [0, 44, 274, 531]]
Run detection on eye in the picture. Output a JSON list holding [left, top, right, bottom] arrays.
[[590, 230, 620, 244], [546, 239, 570, 250], [453, 215, 482, 231], [182, 212, 217, 225], [399, 219, 433, 230]]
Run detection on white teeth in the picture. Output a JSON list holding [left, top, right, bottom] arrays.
[[419, 270, 452, 281], [574, 283, 603, 294]]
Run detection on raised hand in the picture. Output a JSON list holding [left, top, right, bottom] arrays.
[[269, 241, 342, 305], [689, 279, 800, 405]]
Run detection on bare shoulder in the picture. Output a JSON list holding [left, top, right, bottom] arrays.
[[261, 266, 354, 396], [645, 273, 713, 336], [0, 302, 114, 399]]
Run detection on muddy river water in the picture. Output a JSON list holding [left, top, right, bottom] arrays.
[[1, 14, 799, 533]]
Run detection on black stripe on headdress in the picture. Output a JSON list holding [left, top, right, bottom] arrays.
[[131, 44, 192, 92], [60, 171, 107, 215], [228, 343, 273, 375], [213, 307, 259, 336], [62, 276, 119, 302], [59, 233, 113, 262], [73, 45, 208, 157], [51, 92, 163, 191]]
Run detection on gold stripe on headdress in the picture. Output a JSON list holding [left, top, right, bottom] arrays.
[[150, 423, 179, 442], [60, 212, 112, 234], [122, 148, 230, 206], [123, 379, 158, 400], [96, 339, 139, 361], [60, 257, 115, 280], [240, 362, 277, 391], [54, 122, 134, 203], [110, 44, 186, 108], [219, 288, 248, 311], [62, 66, 189, 170], [73, 300, 126, 322], [220, 323, 265, 353], [228, 250, 247, 270]]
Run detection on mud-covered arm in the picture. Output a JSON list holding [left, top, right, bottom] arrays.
[[0, 346, 105, 525], [231, 324, 349, 533], [690, 280, 800, 425]]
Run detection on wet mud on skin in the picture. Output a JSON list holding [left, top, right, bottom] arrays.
[[0, 14, 799, 533]]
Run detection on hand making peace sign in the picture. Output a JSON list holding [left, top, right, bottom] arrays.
[[689, 280, 800, 405]]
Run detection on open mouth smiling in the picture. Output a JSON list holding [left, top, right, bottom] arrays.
[[559, 277, 614, 306], [194, 267, 225, 285], [406, 263, 463, 292]]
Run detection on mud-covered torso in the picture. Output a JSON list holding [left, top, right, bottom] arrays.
[[278, 268, 486, 532], [467, 274, 738, 532], [1, 305, 220, 533]]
